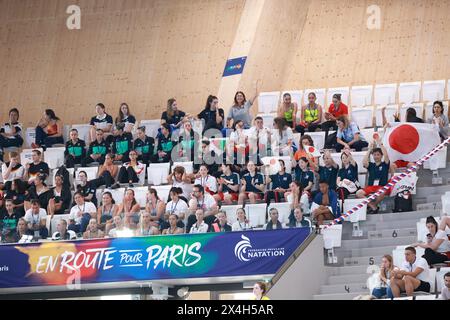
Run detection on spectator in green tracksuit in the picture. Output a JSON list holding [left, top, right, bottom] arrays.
[[65, 129, 86, 168], [83, 128, 110, 166], [112, 123, 132, 163]]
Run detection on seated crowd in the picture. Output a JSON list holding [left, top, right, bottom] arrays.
[[0, 91, 447, 246]]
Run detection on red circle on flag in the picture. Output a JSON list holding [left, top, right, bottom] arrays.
[[373, 133, 379, 140], [388, 124, 420, 154], [308, 147, 315, 153], [270, 159, 277, 165]]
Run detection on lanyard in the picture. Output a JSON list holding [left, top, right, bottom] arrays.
[[170, 200, 179, 213], [32, 213, 40, 225], [77, 203, 85, 213]]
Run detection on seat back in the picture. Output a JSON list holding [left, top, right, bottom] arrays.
[[147, 163, 170, 186], [258, 91, 281, 113]]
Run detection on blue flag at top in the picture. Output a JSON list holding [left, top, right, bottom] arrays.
[[223, 56, 247, 77]]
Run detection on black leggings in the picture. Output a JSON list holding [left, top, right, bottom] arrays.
[[422, 248, 448, 265], [335, 140, 368, 152], [295, 123, 321, 135], [118, 166, 139, 184], [91, 171, 115, 188]]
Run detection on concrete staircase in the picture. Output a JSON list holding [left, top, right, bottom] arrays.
[[313, 184, 449, 300]]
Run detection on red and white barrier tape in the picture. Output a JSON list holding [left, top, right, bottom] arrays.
[[323, 137, 450, 229]]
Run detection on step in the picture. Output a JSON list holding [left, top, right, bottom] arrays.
[[341, 236, 416, 250], [320, 282, 368, 294], [351, 245, 401, 257], [364, 220, 425, 230], [313, 292, 368, 300], [365, 210, 438, 223], [367, 228, 417, 239], [328, 265, 371, 276], [343, 255, 383, 267], [416, 202, 442, 211], [328, 273, 369, 285], [416, 185, 450, 197]]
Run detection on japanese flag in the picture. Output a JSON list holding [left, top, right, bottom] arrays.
[[382, 123, 440, 163], [305, 146, 321, 157]]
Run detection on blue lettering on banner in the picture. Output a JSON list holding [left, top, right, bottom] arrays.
[[223, 56, 247, 77]]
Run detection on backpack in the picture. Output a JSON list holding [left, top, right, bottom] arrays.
[[393, 191, 413, 212]]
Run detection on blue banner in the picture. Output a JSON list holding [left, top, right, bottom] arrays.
[[223, 56, 247, 77], [0, 229, 310, 289]]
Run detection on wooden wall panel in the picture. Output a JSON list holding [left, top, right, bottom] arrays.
[[281, 0, 450, 91], [0, 0, 244, 127]]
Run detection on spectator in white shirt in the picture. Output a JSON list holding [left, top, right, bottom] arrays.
[[167, 166, 191, 200], [264, 208, 284, 230], [247, 116, 271, 164], [440, 272, 450, 300], [194, 165, 217, 195], [68, 192, 97, 234], [389, 246, 431, 298], [189, 209, 209, 234], [108, 215, 134, 238], [1, 152, 25, 191], [165, 187, 189, 225], [231, 207, 251, 231], [52, 219, 77, 241], [413, 216, 450, 265], [23, 199, 48, 239], [271, 117, 294, 157], [187, 184, 218, 230]]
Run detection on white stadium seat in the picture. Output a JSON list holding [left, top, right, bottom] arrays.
[[351, 107, 373, 129], [147, 163, 170, 186], [422, 80, 446, 102], [220, 205, 244, 225], [326, 87, 350, 106], [358, 174, 367, 188], [375, 104, 398, 127], [423, 146, 447, 170], [321, 224, 343, 248], [268, 202, 291, 225], [258, 91, 281, 114], [398, 82, 421, 104], [133, 186, 148, 208], [139, 119, 161, 139], [350, 85, 373, 107], [103, 188, 126, 205], [25, 127, 36, 148], [151, 185, 172, 203], [307, 131, 326, 151], [246, 203, 267, 227], [342, 198, 367, 223], [44, 147, 66, 170], [374, 83, 397, 105]]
